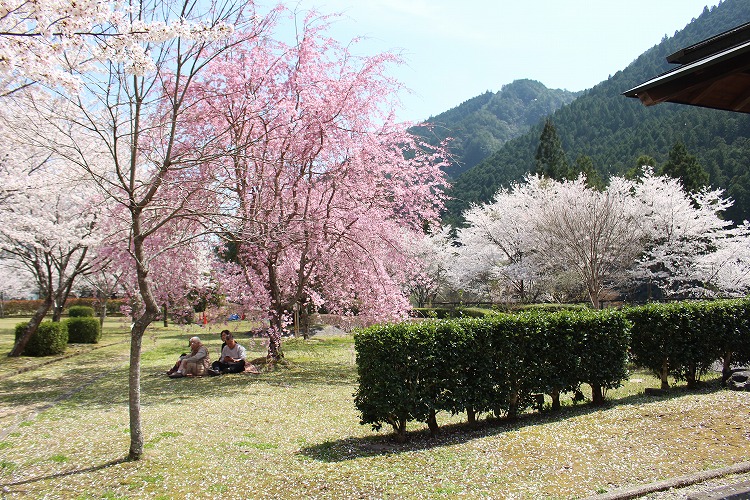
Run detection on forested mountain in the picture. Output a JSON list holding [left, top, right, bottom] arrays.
[[443, 0, 750, 225], [412, 79, 579, 179]]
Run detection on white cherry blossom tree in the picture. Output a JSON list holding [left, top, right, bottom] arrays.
[[456, 169, 750, 308], [402, 227, 456, 308], [0, 150, 103, 355], [455, 180, 546, 303], [631, 168, 743, 299], [2, 0, 271, 460]]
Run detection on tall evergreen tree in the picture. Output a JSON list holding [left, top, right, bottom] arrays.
[[660, 141, 709, 193], [635, 154, 657, 169], [534, 118, 570, 181], [574, 154, 604, 190], [625, 155, 658, 181]]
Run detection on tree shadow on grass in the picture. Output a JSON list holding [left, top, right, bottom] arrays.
[[299, 379, 729, 463], [0, 457, 127, 491]]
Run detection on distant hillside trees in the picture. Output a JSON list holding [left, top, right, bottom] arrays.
[[411, 80, 578, 179], [660, 141, 709, 193], [534, 119, 570, 180]]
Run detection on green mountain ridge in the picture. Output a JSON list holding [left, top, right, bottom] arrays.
[[441, 0, 750, 225], [412, 79, 579, 179]]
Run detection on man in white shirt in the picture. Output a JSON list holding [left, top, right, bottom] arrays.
[[208, 332, 246, 375]]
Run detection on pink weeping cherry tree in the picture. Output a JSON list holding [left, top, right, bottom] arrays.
[[184, 10, 449, 360]]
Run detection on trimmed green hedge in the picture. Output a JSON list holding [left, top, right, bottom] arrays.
[[411, 307, 494, 319], [627, 299, 750, 388], [65, 317, 101, 343], [1, 298, 127, 317], [510, 303, 591, 313], [68, 305, 95, 318], [14, 321, 68, 356], [355, 299, 750, 440], [354, 308, 631, 439]]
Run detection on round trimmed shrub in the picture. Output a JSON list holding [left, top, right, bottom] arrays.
[[65, 317, 101, 343], [68, 305, 95, 318], [14, 321, 68, 356]]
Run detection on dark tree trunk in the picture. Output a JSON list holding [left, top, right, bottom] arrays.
[[686, 364, 698, 389], [52, 305, 63, 322], [722, 351, 733, 385], [550, 389, 561, 411], [267, 308, 285, 362], [98, 296, 108, 328], [390, 417, 407, 443], [590, 384, 605, 405], [507, 388, 520, 419], [426, 410, 439, 436], [9, 297, 54, 356], [52, 275, 77, 322]]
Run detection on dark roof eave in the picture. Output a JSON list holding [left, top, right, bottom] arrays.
[[667, 21, 750, 64], [623, 39, 750, 105]]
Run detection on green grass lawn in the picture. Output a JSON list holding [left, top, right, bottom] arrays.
[[1, 318, 749, 499]]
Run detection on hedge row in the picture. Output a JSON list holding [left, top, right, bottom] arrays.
[[14, 311, 102, 356], [627, 299, 750, 389], [354, 299, 750, 440], [411, 307, 492, 319], [354, 308, 630, 440], [1, 298, 127, 317]]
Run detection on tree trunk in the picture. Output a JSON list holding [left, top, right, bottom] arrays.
[[389, 417, 407, 443], [162, 304, 168, 327], [98, 297, 108, 328], [722, 351, 733, 385], [660, 358, 670, 390], [267, 328, 283, 361], [128, 321, 145, 460], [9, 297, 53, 356], [301, 308, 309, 340], [466, 406, 476, 424], [266, 304, 285, 361], [127, 288, 160, 460], [128, 221, 161, 460], [52, 303, 63, 322], [550, 388, 561, 411], [507, 388, 520, 419], [590, 384, 605, 405], [686, 364, 698, 389], [52, 276, 77, 322], [426, 409, 439, 436]]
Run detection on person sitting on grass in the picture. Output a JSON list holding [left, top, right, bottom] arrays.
[[218, 329, 229, 357], [168, 336, 210, 378], [208, 332, 246, 375]]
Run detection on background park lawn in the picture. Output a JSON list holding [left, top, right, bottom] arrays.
[[1, 317, 749, 499]]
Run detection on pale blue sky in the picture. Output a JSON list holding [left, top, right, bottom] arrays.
[[268, 1, 720, 123]]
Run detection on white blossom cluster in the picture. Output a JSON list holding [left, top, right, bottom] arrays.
[[450, 169, 750, 306], [0, 0, 235, 92]]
